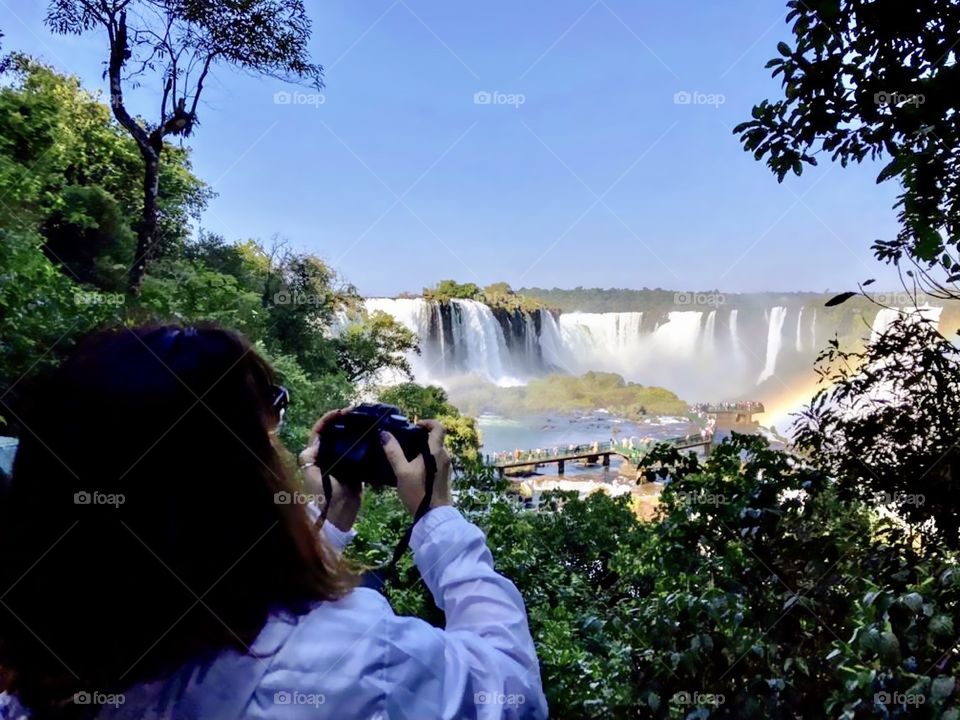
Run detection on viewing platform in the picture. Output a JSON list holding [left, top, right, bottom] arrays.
[[488, 432, 713, 478], [694, 401, 765, 440], [488, 401, 764, 477], [693, 401, 765, 424]]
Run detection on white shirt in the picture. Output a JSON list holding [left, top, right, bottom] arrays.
[[0, 506, 548, 719]]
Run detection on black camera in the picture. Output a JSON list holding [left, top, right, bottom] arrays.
[[316, 403, 428, 488]]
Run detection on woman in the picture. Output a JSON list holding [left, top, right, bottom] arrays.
[[0, 325, 547, 719]]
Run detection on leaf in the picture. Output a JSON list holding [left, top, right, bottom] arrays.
[[878, 632, 901, 664], [825, 291, 858, 307], [901, 592, 923, 612], [930, 615, 955, 640], [862, 279, 876, 286], [932, 676, 956, 700], [777, 41, 792, 56]]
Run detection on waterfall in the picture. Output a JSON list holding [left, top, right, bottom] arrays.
[[649, 312, 704, 358], [537, 310, 568, 371], [557, 311, 708, 371], [363, 298, 521, 384], [364, 297, 430, 334], [361, 297, 942, 401], [703, 311, 717, 354], [449, 299, 515, 383], [757, 306, 788, 385], [557, 312, 645, 362], [870, 305, 944, 345], [795, 307, 804, 353], [870, 308, 901, 344], [523, 313, 539, 369], [729, 309, 743, 361]]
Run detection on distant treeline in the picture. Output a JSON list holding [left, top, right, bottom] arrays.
[[519, 287, 840, 313]]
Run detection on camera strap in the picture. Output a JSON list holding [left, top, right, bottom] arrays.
[[318, 436, 437, 594]]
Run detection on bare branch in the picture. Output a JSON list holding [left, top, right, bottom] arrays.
[[105, 8, 152, 153], [187, 52, 213, 120]]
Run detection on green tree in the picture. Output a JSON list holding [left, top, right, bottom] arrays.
[[795, 310, 960, 550], [377, 383, 481, 465], [0, 55, 209, 287], [138, 259, 266, 338], [45, 0, 323, 292], [0, 228, 117, 408], [735, 0, 960, 297], [334, 311, 418, 385], [0, 56, 204, 402], [378, 383, 453, 420], [423, 279, 482, 302]]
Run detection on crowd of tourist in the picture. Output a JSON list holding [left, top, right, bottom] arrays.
[[488, 428, 715, 466]]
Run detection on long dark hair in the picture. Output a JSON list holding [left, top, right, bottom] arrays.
[[0, 324, 355, 716]]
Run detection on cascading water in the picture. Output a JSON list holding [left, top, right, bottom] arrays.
[[449, 299, 513, 383], [757, 306, 788, 385], [795, 307, 804, 353], [703, 311, 717, 355], [537, 310, 568, 371], [362, 298, 946, 400], [729, 309, 744, 362], [870, 307, 901, 344], [870, 305, 945, 344], [363, 298, 524, 385], [557, 312, 646, 370]]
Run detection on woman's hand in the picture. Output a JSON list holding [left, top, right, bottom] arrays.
[[380, 419, 453, 516], [299, 407, 361, 532]]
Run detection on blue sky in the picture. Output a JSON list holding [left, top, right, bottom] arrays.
[[1, 0, 902, 296]]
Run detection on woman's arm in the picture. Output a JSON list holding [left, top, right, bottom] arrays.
[[378, 424, 548, 719], [299, 408, 363, 554], [404, 505, 548, 719]]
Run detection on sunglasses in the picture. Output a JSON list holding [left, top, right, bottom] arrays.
[[271, 384, 290, 427]]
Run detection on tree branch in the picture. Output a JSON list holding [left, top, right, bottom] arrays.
[[106, 8, 153, 155], [187, 53, 213, 120]]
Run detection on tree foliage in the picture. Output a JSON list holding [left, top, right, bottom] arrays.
[[3, 6, 960, 717], [796, 309, 960, 550], [735, 0, 960, 295], [377, 382, 481, 465], [0, 55, 209, 273], [350, 430, 960, 718], [334, 311, 418, 385], [449, 371, 688, 420], [44, 0, 323, 290], [0, 59, 419, 448], [422, 279, 483, 302]]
